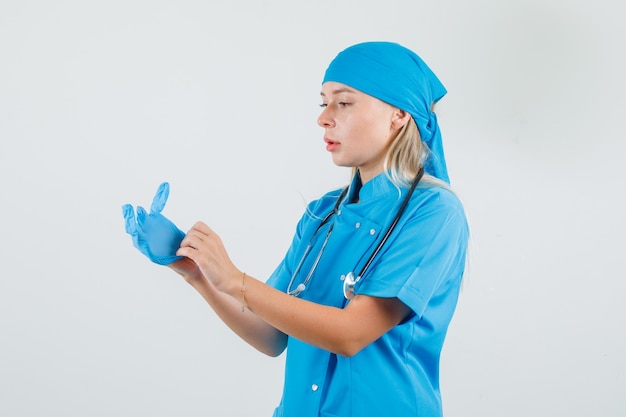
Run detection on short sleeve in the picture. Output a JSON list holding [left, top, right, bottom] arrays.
[[356, 189, 469, 319]]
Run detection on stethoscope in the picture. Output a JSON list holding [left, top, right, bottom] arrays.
[[287, 167, 425, 299]]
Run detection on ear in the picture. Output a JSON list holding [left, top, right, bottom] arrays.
[[391, 109, 411, 130]]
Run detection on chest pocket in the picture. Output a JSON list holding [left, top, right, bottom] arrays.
[[299, 209, 382, 307]]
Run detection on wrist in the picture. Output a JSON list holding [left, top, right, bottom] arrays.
[[216, 267, 244, 298], [219, 269, 251, 313], [240, 272, 249, 312]]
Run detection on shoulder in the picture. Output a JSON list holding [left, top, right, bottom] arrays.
[[409, 184, 468, 230], [417, 183, 463, 208]]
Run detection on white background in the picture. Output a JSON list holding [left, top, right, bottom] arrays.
[[1, 1, 624, 416]]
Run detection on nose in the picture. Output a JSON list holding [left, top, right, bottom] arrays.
[[317, 107, 335, 128]]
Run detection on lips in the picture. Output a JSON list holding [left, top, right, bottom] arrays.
[[325, 137, 339, 152]]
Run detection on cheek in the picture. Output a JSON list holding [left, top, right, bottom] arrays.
[[340, 110, 392, 144], [363, 106, 394, 133], [362, 118, 393, 145]]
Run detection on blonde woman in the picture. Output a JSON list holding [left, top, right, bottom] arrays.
[[123, 41, 469, 417]]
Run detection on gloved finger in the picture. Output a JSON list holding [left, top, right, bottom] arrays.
[[150, 182, 170, 215], [136, 206, 147, 231], [122, 204, 137, 235]]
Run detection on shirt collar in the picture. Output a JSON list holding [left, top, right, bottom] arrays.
[[347, 171, 403, 203]]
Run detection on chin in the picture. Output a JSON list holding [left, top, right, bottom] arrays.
[[331, 157, 353, 168]]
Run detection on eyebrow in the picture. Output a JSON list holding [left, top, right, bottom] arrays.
[[320, 87, 357, 97]]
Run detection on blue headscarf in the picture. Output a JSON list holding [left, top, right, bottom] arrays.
[[322, 41, 450, 184]]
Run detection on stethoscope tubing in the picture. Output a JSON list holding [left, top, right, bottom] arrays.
[[287, 168, 424, 297], [286, 187, 348, 296], [354, 167, 424, 283]]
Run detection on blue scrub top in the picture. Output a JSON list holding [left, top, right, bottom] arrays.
[[266, 172, 469, 417]]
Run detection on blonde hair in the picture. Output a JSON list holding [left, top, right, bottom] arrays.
[[352, 116, 449, 190]]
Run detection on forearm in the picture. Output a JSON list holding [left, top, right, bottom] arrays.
[[193, 276, 287, 357], [169, 259, 287, 357], [229, 273, 379, 357], [217, 270, 412, 357]]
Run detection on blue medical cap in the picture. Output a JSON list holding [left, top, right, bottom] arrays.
[[323, 41, 450, 183]]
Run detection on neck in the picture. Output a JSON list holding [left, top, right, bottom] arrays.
[[354, 166, 383, 184]]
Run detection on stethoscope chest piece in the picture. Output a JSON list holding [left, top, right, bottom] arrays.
[[340, 272, 359, 300]]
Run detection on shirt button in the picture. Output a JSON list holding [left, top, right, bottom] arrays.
[[311, 384, 319, 392], [369, 229, 376, 235], [337, 209, 342, 216], [355, 222, 361, 229]]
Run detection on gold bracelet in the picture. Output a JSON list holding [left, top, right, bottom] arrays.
[[240, 272, 248, 312]]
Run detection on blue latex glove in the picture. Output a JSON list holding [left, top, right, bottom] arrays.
[[122, 182, 185, 265]]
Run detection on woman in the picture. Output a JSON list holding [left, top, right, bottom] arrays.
[[123, 41, 469, 417]]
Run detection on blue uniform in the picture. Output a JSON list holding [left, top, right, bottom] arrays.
[[267, 172, 469, 417]]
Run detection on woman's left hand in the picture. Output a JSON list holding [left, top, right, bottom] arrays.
[[176, 221, 240, 294]]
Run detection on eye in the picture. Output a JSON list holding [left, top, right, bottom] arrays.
[[319, 101, 351, 108]]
